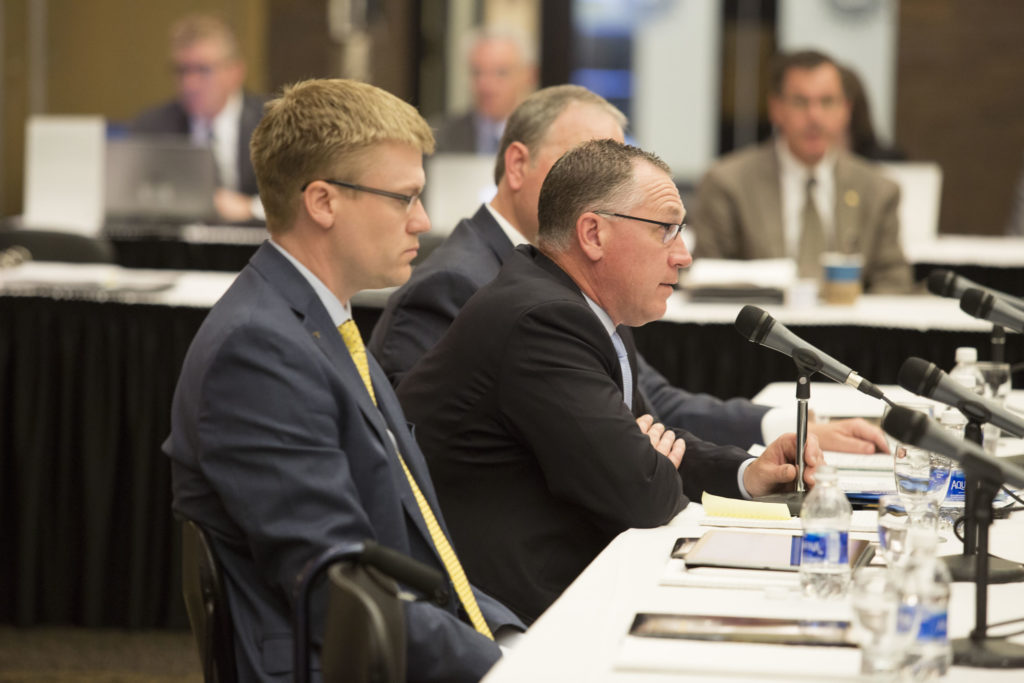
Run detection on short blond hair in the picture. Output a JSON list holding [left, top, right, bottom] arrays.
[[250, 79, 435, 231], [169, 14, 239, 60]]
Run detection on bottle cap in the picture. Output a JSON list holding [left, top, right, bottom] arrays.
[[954, 347, 978, 364]]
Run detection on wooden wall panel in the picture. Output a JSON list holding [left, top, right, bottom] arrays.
[[897, 0, 1024, 234]]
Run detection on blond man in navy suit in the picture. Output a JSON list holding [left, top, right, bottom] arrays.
[[165, 79, 521, 683]]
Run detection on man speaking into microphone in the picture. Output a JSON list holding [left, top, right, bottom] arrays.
[[398, 140, 821, 624]]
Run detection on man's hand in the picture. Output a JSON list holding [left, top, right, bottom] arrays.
[[743, 432, 822, 498], [808, 418, 889, 454], [636, 414, 685, 469], [214, 188, 256, 222]]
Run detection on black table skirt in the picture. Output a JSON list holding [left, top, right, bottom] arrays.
[[1, 293, 1019, 629]]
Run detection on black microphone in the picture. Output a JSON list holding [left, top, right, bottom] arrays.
[[960, 288, 1024, 334], [735, 305, 885, 400], [927, 268, 1024, 311], [896, 356, 1024, 437], [883, 406, 1024, 489], [361, 539, 450, 606]]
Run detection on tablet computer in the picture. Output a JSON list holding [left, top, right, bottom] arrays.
[[629, 612, 855, 647], [675, 529, 873, 572]]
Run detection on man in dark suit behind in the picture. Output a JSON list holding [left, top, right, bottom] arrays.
[[164, 78, 521, 682], [370, 85, 888, 454], [398, 139, 822, 623], [433, 28, 537, 155], [132, 14, 266, 222]]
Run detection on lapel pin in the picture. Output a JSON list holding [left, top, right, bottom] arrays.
[[844, 190, 860, 208], [312, 331, 321, 339]]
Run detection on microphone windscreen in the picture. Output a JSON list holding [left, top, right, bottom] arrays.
[[882, 405, 927, 445], [735, 305, 768, 342], [897, 357, 936, 396], [960, 288, 991, 318], [926, 269, 955, 297]]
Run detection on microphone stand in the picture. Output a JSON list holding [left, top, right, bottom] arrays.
[[755, 354, 817, 515], [991, 324, 1006, 363], [951, 459, 1024, 667], [942, 419, 1024, 584]]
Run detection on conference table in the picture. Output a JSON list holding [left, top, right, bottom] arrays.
[[0, 259, 1018, 630], [482, 383, 1024, 682]]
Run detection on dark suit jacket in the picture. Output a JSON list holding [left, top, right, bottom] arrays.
[[397, 246, 752, 622], [368, 204, 769, 448], [164, 242, 521, 682], [132, 92, 266, 196], [432, 111, 480, 154], [692, 141, 913, 293]]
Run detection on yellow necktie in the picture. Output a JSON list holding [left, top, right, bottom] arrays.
[[337, 320, 494, 640]]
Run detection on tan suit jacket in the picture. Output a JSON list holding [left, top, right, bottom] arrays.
[[691, 141, 913, 293]]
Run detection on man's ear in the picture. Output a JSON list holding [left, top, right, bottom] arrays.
[[577, 212, 606, 262], [502, 142, 531, 191], [302, 181, 336, 230]]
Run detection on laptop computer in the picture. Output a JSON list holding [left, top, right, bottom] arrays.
[[104, 135, 218, 224], [423, 153, 498, 237]]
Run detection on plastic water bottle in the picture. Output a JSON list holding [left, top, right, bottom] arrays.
[[938, 408, 966, 527], [800, 465, 852, 598], [948, 346, 985, 395], [901, 532, 953, 680]]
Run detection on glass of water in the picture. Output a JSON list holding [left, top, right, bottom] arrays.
[[976, 361, 1012, 455], [850, 565, 918, 676], [889, 402, 952, 505], [878, 495, 939, 568]]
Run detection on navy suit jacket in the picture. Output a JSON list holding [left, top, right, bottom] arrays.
[[164, 242, 521, 682], [132, 92, 266, 196], [397, 246, 751, 622], [368, 204, 769, 448]]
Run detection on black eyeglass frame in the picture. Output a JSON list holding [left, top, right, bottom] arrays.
[[301, 179, 421, 211], [594, 210, 687, 245]]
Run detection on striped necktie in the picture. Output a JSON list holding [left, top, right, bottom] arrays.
[[337, 319, 494, 639]]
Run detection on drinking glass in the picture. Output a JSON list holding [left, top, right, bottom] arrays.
[[850, 566, 918, 677], [976, 361, 1012, 455], [878, 496, 939, 568], [889, 402, 951, 505]]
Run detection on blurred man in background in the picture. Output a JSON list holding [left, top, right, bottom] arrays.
[[692, 50, 912, 293], [433, 28, 538, 155], [133, 13, 266, 222]]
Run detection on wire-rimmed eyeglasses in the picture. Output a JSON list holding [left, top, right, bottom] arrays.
[[301, 179, 422, 212], [594, 211, 687, 245]]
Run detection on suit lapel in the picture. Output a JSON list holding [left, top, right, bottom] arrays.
[[833, 155, 862, 253], [757, 145, 786, 258], [469, 204, 516, 265]]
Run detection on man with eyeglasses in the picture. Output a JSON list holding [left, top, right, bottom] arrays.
[[132, 14, 267, 222], [164, 78, 523, 682], [692, 50, 912, 292], [396, 139, 821, 624], [371, 84, 888, 453]]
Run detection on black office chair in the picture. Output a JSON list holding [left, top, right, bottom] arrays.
[[320, 562, 406, 683], [294, 540, 449, 683], [181, 520, 237, 683], [0, 228, 115, 263]]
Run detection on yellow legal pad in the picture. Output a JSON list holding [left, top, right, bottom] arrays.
[[701, 492, 791, 521]]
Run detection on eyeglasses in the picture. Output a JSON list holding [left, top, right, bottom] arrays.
[[301, 179, 422, 212], [595, 211, 687, 245], [780, 94, 844, 112]]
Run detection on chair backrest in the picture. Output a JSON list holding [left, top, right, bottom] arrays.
[[876, 161, 944, 252], [181, 520, 237, 683], [320, 562, 406, 683], [0, 229, 115, 263]]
